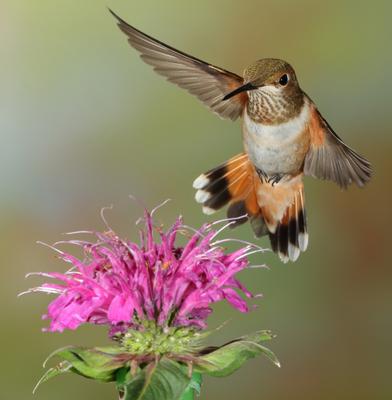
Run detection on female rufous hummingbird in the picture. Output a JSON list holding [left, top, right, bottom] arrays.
[[110, 10, 372, 263]]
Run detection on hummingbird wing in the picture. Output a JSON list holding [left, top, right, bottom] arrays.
[[110, 10, 246, 121], [304, 103, 372, 188]]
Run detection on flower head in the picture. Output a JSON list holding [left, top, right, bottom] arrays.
[[24, 207, 263, 336]]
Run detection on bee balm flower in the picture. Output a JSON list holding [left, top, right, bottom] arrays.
[[22, 205, 278, 400], [24, 208, 262, 336]]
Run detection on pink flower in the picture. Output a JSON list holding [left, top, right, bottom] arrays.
[[23, 207, 264, 334]]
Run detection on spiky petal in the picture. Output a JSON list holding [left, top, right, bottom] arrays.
[[24, 210, 261, 333]]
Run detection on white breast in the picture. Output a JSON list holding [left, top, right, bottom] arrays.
[[242, 101, 310, 175]]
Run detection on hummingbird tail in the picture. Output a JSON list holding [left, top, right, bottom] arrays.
[[265, 183, 308, 263], [193, 152, 256, 219], [193, 154, 308, 262]]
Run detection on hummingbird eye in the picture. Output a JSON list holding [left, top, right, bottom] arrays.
[[278, 74, 289, 86]]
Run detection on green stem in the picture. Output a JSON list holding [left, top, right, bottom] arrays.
[[180, 372, 202, 400]]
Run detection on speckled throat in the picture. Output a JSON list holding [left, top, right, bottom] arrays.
[[246, 88, 305, 125]]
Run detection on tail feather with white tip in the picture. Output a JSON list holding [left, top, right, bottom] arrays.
[[193, 153, 308, 262]]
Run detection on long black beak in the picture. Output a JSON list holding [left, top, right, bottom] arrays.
[[222, 82, 257, 101]]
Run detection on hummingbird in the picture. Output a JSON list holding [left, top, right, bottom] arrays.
[[110, 10, 372, 262]]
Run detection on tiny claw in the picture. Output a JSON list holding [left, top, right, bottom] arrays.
[[268, 174, 283, 186], [256, 168, 268, 182]]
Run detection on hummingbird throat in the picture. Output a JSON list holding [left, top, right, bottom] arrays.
[[246, 88, 304, 125]]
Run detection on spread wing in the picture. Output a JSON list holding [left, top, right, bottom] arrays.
[[304, 102, 372, 188], [110, 10, 246, 120]]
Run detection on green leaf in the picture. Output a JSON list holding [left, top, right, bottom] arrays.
[[194, 330, 280, 377], [60, 346, 126, 381], [240, 330, 276, 343], [179, 372, 202, 400], [116, 366, 132, 388], [45, 346, 126, 382], [33, 361, 72, 394], [120, 359, 190, 400]]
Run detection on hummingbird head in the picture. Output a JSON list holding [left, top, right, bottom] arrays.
[[243, 59, 297, 87], [223, 58, 304, 123]]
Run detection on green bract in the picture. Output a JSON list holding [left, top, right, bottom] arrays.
[[194, 331, 280, 376], [117, 359, 191, 400], [35, 330, 279, 400]]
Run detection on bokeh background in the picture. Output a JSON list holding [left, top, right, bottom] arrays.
[[2, 1, 391, 399]]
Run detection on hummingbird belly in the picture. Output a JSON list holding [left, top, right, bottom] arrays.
[[242, 103, 310, 176]]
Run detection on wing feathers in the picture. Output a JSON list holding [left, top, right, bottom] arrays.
[[110, 10, 246, 120], [305, 103, 372, 188]]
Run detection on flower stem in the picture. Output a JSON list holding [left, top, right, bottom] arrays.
[[180, 372, 202, 400]]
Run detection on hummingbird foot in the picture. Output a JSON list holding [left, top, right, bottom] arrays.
[[256, 168, 284, 186], [268, 174, 284, 186], [255, 168, 269, 182]]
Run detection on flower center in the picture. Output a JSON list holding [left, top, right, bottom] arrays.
[[119, 320, 201, 356]]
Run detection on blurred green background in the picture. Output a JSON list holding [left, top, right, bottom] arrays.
[[2, 1, 391, 399]]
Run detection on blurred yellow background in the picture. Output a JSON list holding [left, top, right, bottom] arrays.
[[1, 1, 391, 399]]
